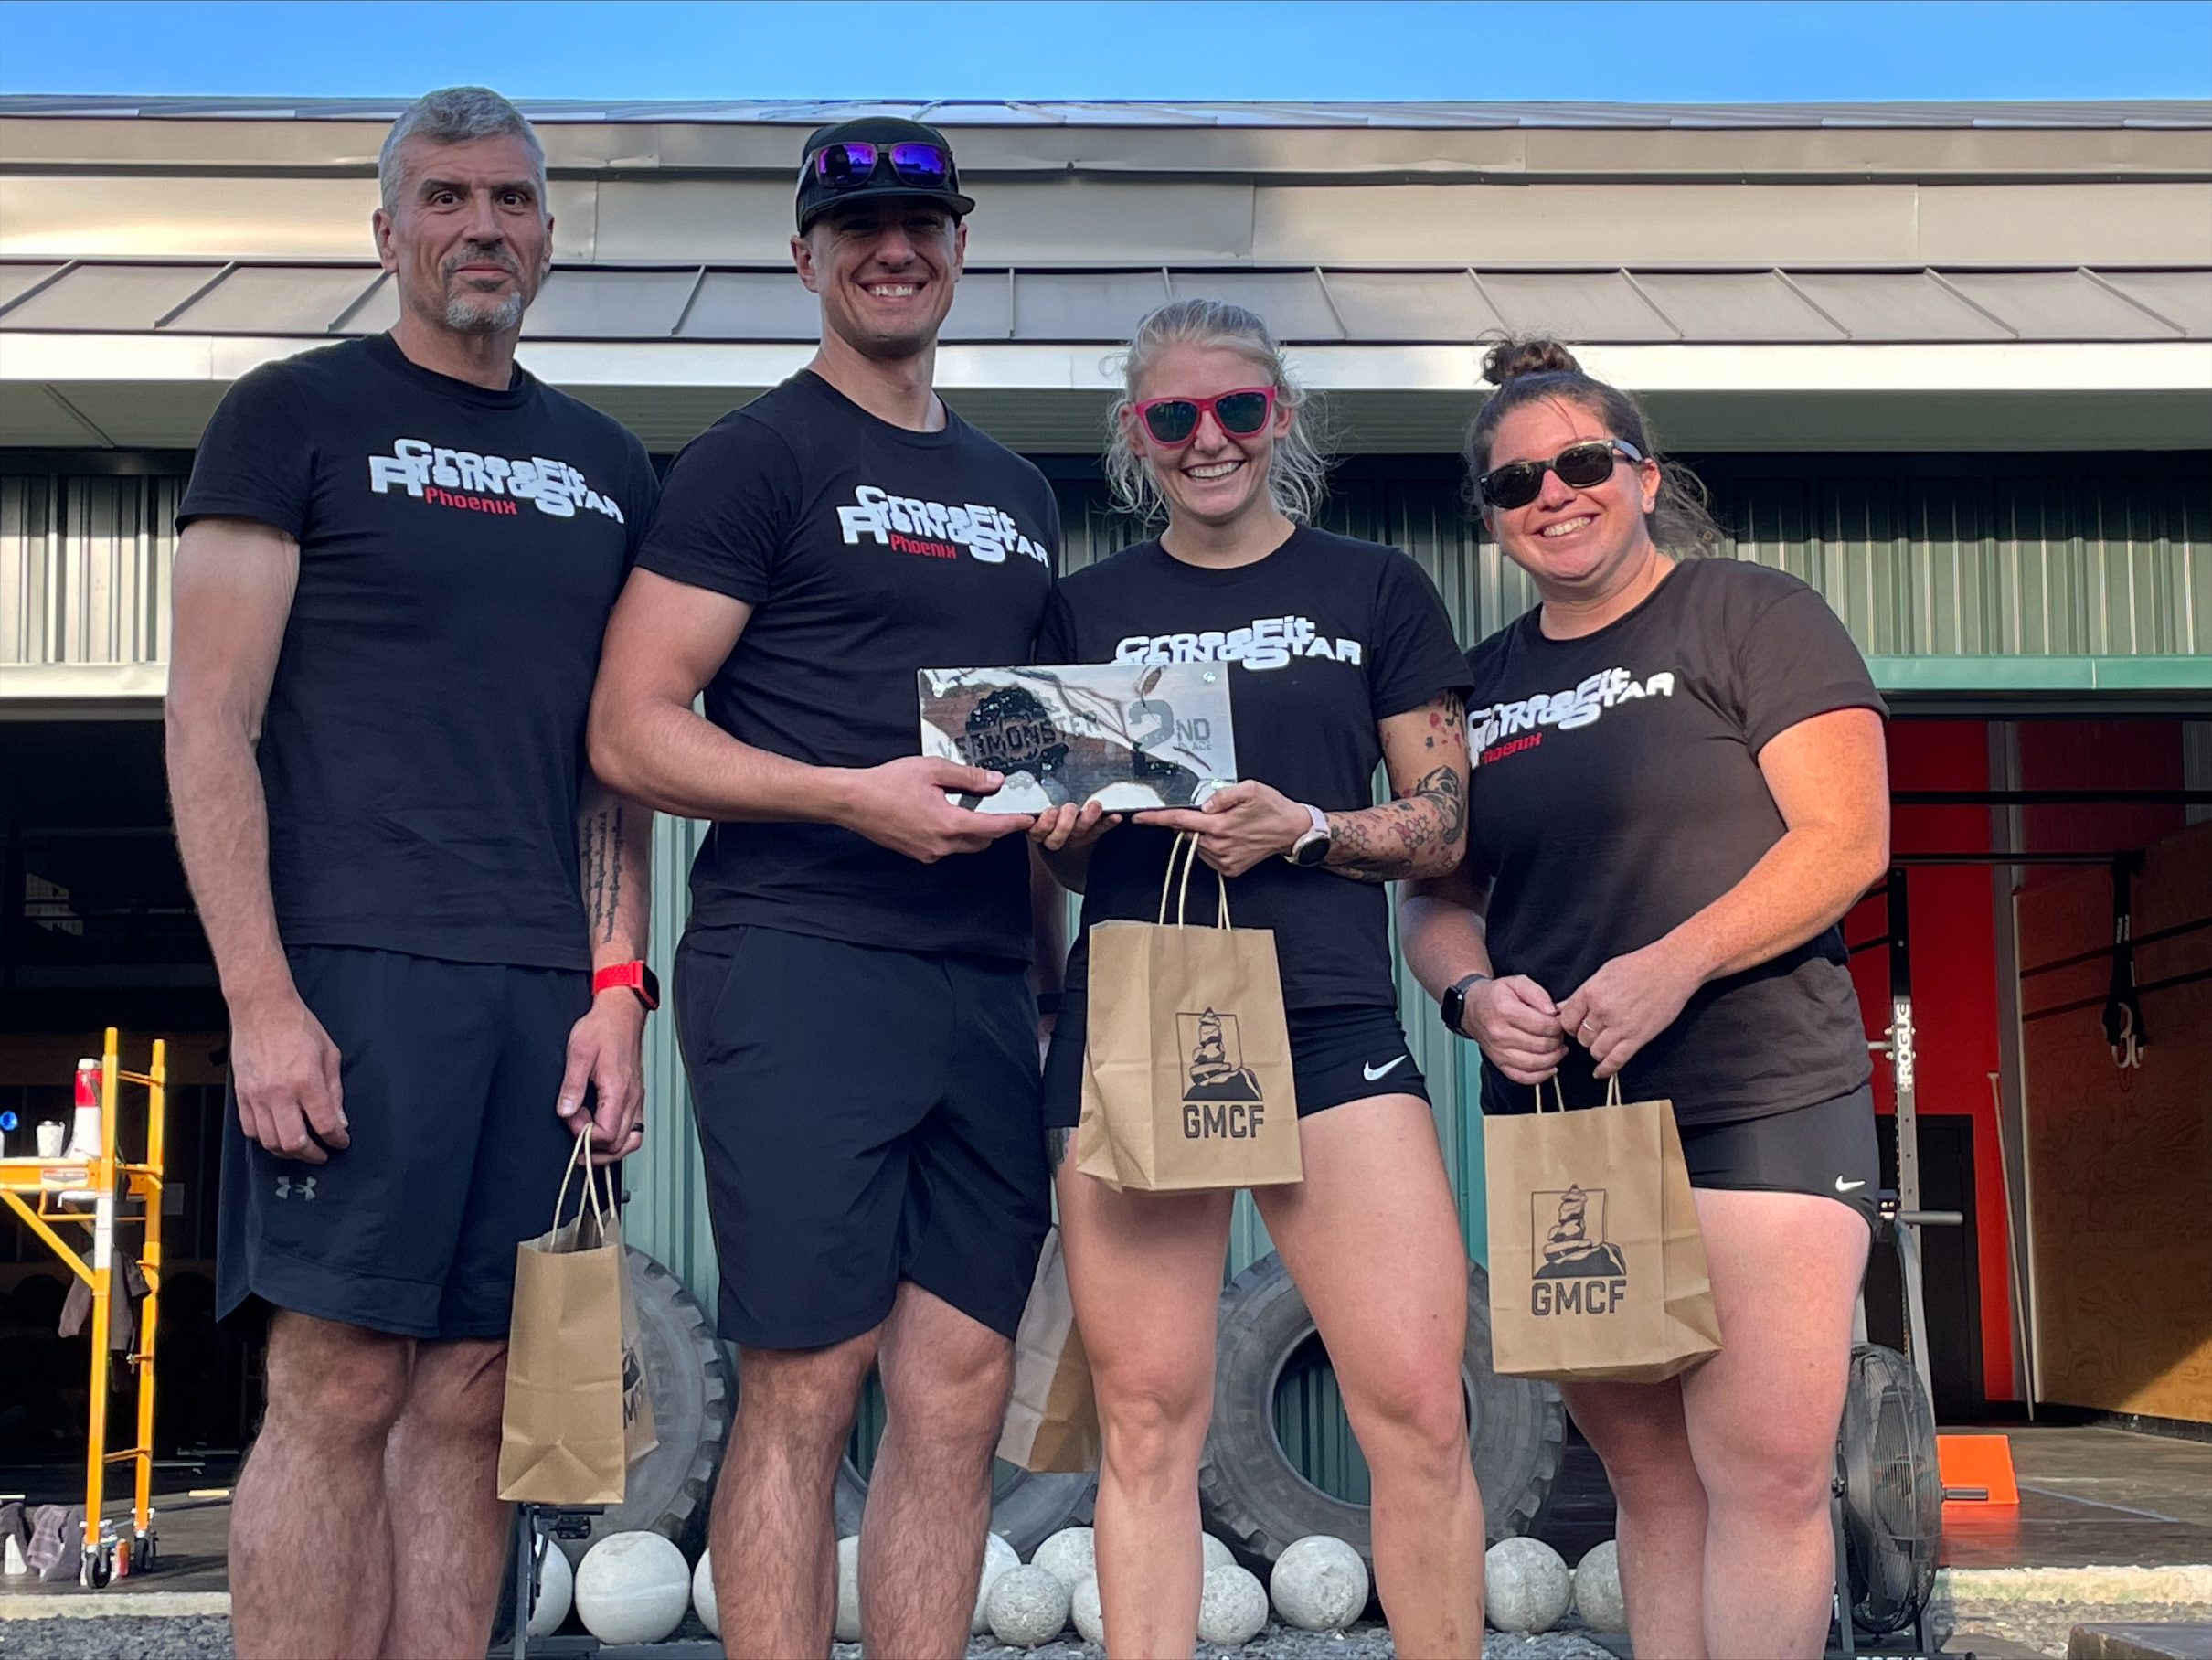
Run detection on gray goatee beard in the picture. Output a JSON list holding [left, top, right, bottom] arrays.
[[443, 289, 525, 334]]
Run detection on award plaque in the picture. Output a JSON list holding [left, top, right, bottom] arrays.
[[918, 664, 1238, 812]]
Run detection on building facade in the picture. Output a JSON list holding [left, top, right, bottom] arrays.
[[3, 98, 2208, 1449]]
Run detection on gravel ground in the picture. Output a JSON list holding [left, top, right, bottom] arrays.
[[0, 1615, 1622, 1659], [0, 1614, 235, 1660]]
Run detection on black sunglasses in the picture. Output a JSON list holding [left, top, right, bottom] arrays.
[[1478, 438, 1645, 510], [808, 140, 952, 193]]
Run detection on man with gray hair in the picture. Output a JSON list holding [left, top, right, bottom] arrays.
[[166, 85, 657, 1658]]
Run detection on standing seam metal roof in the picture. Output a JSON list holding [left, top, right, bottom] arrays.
[[2, 260, 2206, 344]]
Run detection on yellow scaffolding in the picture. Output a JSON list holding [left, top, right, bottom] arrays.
[[0, 1027, 165, 1586]]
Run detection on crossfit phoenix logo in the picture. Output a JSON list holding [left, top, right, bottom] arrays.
[[835, 484, 1049, 565], [1179, 1009, 1266, 1141], [1530, 1185, 1628, 1314], [366, 439, 628, 523]]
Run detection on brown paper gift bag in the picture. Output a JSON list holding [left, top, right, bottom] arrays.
[[1484, 1078, 1722, 1384], [994, 1227, 1101, 1474], [1077, 835, 1302, 1193], [498, 1131, 658, 1503]]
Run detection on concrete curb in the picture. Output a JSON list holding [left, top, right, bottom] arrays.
[[0, 1590, 230, 1619], [1937, 1567, 2212, 1606], [1933, 1566, 2212, 1655]]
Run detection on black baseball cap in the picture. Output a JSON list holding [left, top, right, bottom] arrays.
[[794, 116, 975, 234]]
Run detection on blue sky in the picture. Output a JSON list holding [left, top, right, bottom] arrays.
[[1, 0, 2207, 102]]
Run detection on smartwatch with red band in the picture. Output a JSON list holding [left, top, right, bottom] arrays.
[[591, 960, 661, 1011]]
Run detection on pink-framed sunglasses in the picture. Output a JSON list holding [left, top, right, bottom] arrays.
[[1131, 386, 1278, 447]]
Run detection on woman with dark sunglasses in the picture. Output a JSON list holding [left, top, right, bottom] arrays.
[[1032, 298, 1484, 1658], [1400, 338, 1890, 1660]]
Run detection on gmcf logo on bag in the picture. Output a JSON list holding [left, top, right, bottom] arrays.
[[1530, 1184, 1630, 1315], [1178, 1008, 1267, 1140]]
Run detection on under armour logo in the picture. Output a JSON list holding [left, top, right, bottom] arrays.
[[275, 1175, 317, 1202]]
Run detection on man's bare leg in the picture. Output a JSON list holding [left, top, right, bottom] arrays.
[[229, 1311, 412, 1660], [710, 1329, 878, 1659], [380, 1337, 512, 1660], [860, 1282, 1014, 1660]]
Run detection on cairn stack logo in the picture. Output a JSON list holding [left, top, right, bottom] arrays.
[[1179, 1008, 1265, 1141], [1530, 1184, 1629, 1315]]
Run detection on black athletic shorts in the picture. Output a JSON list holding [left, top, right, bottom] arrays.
[[675, 925, 1049, 1351], [218, 946, 588, 1341], [1677, 1084, 1880, 1229], [1042, 998, 1429, 1130]]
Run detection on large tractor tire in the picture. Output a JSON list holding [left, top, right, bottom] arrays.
[[554, 1248, 733, 1566], [1197, 1251, 1564, 1566]]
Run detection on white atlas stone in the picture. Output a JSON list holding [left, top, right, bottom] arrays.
[[1485, 1536, 1573, 1633], [1269, 1535, 1368, 1632], [1029, 1525, 1096, 1590], [973, 1530, 1022, 1634], [527, 1537, 573, 1638], [1197, 1563, 1270, 1646], [1201, 1533, 1238, 1574], [691, 1548, 718, 1639], [835, 1535, 863, 1643], [1070, 1571, 1106, 1645], [1571, 1538, 1628, 1633], [573, 1531, 690, 1646], [988, 1563, 1073, 1648]]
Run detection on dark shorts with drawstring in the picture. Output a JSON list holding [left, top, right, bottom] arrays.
[[218, 945, 587, 1340], [675, 924, 1049, 1351]]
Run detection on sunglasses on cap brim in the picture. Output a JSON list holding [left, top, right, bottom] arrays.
[[1478, 438, 1645, 510], [807, 140, 954, 193], [1132, 387, 1278, 447]]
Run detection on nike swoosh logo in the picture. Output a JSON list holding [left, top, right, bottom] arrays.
[[1363, 1057, 1409, 1081], [1835, 1178, 1866, 1193]]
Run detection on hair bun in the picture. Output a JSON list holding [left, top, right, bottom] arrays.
[[1482, 336, 1582, 387]]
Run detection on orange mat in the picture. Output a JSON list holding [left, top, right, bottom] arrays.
[[1937, 1432, 2019, 1505]]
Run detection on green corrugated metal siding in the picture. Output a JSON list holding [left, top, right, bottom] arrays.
[[1728, 474, 2208, 657], [628, 814, 721, 1318], [1, 475, 181, 666]]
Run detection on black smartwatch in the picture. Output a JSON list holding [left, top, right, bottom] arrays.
[[1439, 971, 1490, 1038]]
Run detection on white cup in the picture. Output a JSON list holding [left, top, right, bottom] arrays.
[[36, 1121, 66, 1158]]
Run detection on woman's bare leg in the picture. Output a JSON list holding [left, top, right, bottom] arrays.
[[1256, 1094, 1484, 1659], [1558, 1378, 1709, 1660], [1680, 1187, 1867, 1659], [1056, 1164, 1233, 1660]]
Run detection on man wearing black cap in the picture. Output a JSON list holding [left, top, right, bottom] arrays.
[[589, 120, 1070, 1659]]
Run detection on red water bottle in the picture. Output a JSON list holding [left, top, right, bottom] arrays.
[[67, 1057, 102, 1161]]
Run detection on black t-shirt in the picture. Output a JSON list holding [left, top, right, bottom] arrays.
[[178, 333, 656, 972], [634, 371, 1058, 962], [1466, 557, 1887, 1124], [1043, 527, 1471, 1012]]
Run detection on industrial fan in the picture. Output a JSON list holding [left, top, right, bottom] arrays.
[[1834, 1341, 1943, 1651]]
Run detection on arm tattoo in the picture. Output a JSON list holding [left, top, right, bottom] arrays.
[[581, 805, 623, 943], [1324, 691, 1470, 883]]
